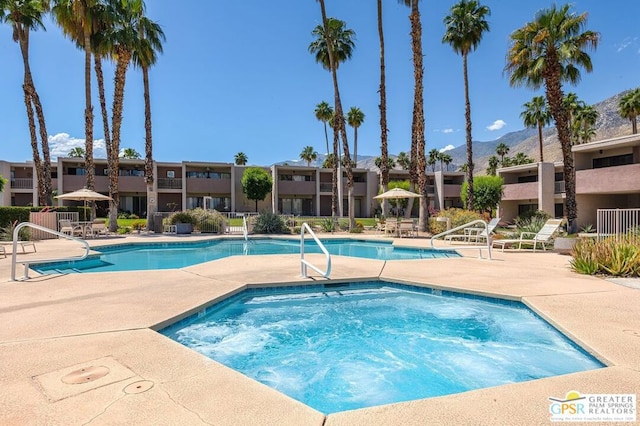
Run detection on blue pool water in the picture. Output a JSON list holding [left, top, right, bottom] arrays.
[[161, 282, 603, 414], [32, 238, 459, 274]]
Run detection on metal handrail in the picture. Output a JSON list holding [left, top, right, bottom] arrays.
[[430, 219, 492, 259], [11, 222, 91, 281], [300, 222, 331, 278], [242, 216, 248, 241]]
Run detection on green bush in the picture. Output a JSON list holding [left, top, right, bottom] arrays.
[[252, 212, 289, 234], [571, 235, 640, 277], [167, 210, 197, 226], [320, 217, 336, 232], [0, 221, 31, 241], [189, 208, 227, 233], [511, 215, 553, 239], [428, 208, 484, 234]]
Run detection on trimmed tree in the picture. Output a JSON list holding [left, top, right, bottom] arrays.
[[461, 175, 504, 216], [241, 167, 273, 212]]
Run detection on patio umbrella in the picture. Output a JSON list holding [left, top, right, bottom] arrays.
[[55, 188, 112, 220], [373, 187, 422, 219]]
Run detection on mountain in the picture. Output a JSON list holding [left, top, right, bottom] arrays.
[[274, 90, 635, 173]]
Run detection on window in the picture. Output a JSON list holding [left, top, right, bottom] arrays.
[[167, 170, 175, 178], [517, 175, 537, 183], [592, 154, 633, 169], [518, 204, 538, 216]]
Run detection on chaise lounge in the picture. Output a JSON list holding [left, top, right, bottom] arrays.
[[492, 218, 563, 252]]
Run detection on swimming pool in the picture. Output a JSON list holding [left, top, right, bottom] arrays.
[[161, 281, 603, 414], [32, 238, 459, 274]]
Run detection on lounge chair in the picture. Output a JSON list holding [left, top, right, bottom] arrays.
[[59, 219, 83, 237], [1, 240, 37, 256], [91, 219, 108, 237], [399, 219, 417, 238], [446, 217, 501, 244], [492, 218, 563, 252]]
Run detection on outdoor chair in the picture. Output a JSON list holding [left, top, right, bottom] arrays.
[[399, 219, 417, 238], [91, 219, 108, 237], [445, 217, 501, 244], [1, 240, 37, 256], [492, 218, 563, 252], [59, 219, 83, 237]]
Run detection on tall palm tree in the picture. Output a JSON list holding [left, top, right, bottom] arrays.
[[443, 0, 491, 211], [399, 0, 427, 228], [513, 152, 533, 165], [427, 148, 439, 172], [505, 3, 599, 232], [68, 147, 85, 158], [234, 152, 248, 165], [495, 142, 509, 164], [572, 103, 598, 144], [377, 0, 390, 217], [100, 0, 148, 232], [1, 0, 52, 206], [346, 107, 364, 164], [52, 0, 102, 201], [314, 101, 333, 155], [131, 9, 164, 229], [618, 88, 640, 134], [440, 153, 453, 171], [396, 152, 410, 170], [300, 146, 318, 167], [486, 155, 499, 176], [309, 7, 356, 228], [520, 96, 551, 162], [120, 147, 141, 159]]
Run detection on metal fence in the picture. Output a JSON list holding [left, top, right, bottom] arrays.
[[28, 212, 79, 240], [596, 208, 640, 240]]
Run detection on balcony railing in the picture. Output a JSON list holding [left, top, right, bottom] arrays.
[[157, 178, 182, 190], [10, 178, 33, 189], [554, 181, 565, 194]]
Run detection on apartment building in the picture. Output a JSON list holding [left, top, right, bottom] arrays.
[[1, 157, 467, 218], [498, 133, 640, 227]]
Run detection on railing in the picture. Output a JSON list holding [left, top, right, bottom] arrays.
[[429, 219, 492, 259], [597, 208, 640, 241], [242, 216, 248, 241], [554, 181, 566, 194], [10, 178, 33, 189], [157, 178, 182, 189], [300, 222, 331, 278], [11, 222, 91, 281]]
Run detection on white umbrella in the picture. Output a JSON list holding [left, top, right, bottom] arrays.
[[55, 188, 112, 220], [374, 187, 422, 219]]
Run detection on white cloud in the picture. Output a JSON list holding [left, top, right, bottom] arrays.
[[433, 128, 456, 134], [439, 144, 455, 153], [442, 128, 454, 134], [487, 120, 506, 131], [616, 37, 638, 53], [48, 133, 106, 159]]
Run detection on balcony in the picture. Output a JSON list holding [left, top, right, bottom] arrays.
[[278, 181, 316, 195], [10, 178, 33, 190], [501, 182, 538, 201], [443, 184, 462, 198], [576, 163, 640, 194], [157, 178, 182, 190], [186, 177, 231, 193]]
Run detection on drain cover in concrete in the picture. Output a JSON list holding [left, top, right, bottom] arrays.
[[123, 380, 154, 394], [34, 356, 137, 402]]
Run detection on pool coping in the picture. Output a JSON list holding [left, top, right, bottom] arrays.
[[1, 233, 639, 425]]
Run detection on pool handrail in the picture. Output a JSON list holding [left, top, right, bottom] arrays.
[[242, 216, 248, 241], [430, 219, 492, 259], [300, 222, 331, 278], [11, 221, 91, 281]]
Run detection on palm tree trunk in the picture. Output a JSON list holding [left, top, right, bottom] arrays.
[[22, 87, 44, 205], [410, 2, 427, 232], [353, 127, 358, 165], [632, 117, 637, 135], [463, 53, 474, 211], [95, 56, 112, 151], [142, 65, 156, 229], [377, 0, 390, 217], [323, 122, 330, 156], [537, 122, 544, 162], [108, 50, 131, 232], [83, 29, 96, 218], [29, 84, 53, 206]]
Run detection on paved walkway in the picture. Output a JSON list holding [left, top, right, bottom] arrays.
[[0, 233, 638, 425]]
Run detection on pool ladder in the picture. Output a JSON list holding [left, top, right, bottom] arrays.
[[300, 222, 331, 278], [429, 219, 492, 259], [10, 222, 91, 281]]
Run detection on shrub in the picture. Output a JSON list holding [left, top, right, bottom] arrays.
[[252, 212, 289, 234], [320, 217, 336, 232], [512, 215, 553, 239], [515, 209, 551, 224], [189, 208, 227, 234], [428, 208, 484, 234], [132, 221, 146, 231], [0, 220, 31, 241], [167, 211, 197, 226], [571, 235, 640, 277]]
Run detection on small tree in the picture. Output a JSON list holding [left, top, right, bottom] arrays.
[[461, 175, 504, 216], [0, 174, 6, 193], [241, 167, 273, 212]]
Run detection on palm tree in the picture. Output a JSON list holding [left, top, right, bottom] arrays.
[[427, 148, 439, 172], [512, 152, 533, 165], [486, 155, 499, 176], [400, 0, 427, 229], [440, 153, 453, 171], [234, 152, 248, 165], [374, 156, 396, 170], [130, 9, 164, 229], [520, 96, 551, 161], [495, 142, 509, 165], [314, 101, 333, 155], [120, 147, 141, 159], [443, 0, 491, 211], [309, 6, 356, 228], [300, 146, 318, 167], [618, 88, 640, 134], [1, 0, 53, 206], [505, 3, 599, 232], [52, 0, 104, 200], [68, 147, 86, 158], [100, 0, 150, 231], [347, 107, 365, 164], [573, 103, 598, 144], [322, 153, 335, 169], [396, 152, 410, 170], [377, 0, 390, 217]]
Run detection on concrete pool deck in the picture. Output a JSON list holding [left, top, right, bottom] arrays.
[[0, 233, 638, 425]]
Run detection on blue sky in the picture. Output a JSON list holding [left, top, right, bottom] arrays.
[[1, 0, 639, 165]]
